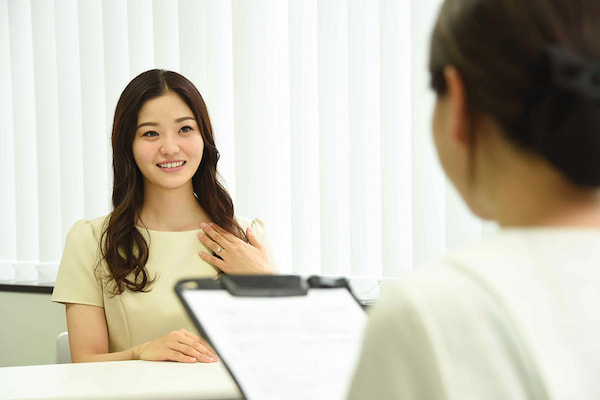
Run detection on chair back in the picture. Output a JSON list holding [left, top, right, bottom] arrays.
[[55, 331, 71, 364]]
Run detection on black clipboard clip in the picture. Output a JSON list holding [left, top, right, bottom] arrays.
[[175, 274, 362, 305], [221, 274, 309, 297], [220, 274, 358, 297]]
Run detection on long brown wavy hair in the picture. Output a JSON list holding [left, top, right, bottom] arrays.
[[101, 69, 245, 295]]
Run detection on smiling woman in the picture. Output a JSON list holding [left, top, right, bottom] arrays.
[[51, 70, 276, 364]]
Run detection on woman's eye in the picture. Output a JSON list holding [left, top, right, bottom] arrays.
[[180, 126, 193, 133], [142, 131, 158, 137]]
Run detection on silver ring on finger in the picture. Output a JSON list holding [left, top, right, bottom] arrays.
[[216, 247, 223, 255]]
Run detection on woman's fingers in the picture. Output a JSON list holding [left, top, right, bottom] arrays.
[[245, 227, 264, 249], [169, 341, 217, 363], [173, 330, 218, 361], [209, 224, 240, 243], [197, 224, 271, 274], [200, 223, 234, 248], [198, 225, 235, 261], [190, 343, 218, 361], [180, 328, 206, 343], [197, 226, 233, 272], [138, 330, 218, 363], [165, 349, 197, 363], [176, 330, 218, 360], [198, 250, 227, 271], [198, 232, 220, 253]]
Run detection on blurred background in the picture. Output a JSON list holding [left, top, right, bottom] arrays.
[[0, 0, 495, 303]]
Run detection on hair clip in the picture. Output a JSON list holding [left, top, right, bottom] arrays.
[[543, 44, 600, 99], [516, 44, 600, 186]]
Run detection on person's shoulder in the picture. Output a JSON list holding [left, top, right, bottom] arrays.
[[439, 229, 598, 293], [379, 261, 467, 309], [378, 230, 566, 327], [66, 214, 110, 244], [401, 230, 536, 296], [363, 265, 461, 359], [441, 228, 600, 271], [445, 230, 532, 267], [235, 215, 267, 232], [377, 248, 506, 325]]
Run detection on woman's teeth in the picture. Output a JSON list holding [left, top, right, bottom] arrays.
[[158, 161, 185, 168]]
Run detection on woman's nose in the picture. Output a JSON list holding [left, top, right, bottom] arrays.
[[160, 133, 180, 155]]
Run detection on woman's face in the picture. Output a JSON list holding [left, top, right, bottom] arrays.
[[132, 91, 204, 194]]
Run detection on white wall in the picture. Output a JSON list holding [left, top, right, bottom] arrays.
[[0, 292, 67, 367]]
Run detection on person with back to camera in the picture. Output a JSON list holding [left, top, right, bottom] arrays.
[[348, 0, 600, 398], [52, 70, 276, 363]]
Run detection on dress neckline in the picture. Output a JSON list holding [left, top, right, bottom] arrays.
[[135, 225, 204, 234]]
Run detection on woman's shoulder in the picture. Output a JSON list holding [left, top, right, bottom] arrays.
[[380, 229, 597, 330], [386, 234, 530, 308], [234, 215, 277, 271], [66, 214, 111, 244], [234, 215, 266, 232]]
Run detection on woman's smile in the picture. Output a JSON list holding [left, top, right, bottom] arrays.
[[157, 160, 186, 171]]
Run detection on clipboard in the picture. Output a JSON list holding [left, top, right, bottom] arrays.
[[175, 275, 367, 400]]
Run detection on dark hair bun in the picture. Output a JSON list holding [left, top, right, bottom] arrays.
[[514, 45, 600, 186], [429, 0, 600, 187]]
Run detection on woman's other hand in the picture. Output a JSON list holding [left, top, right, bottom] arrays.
[[134, 329, 218, 363], [67, 305, 216, 363], [198, 223, 272, 274]]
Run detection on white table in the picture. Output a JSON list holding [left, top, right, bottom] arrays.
[[0, 360, 242, 399]]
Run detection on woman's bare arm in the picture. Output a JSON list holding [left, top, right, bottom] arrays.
[[65, 303, 218, 363]]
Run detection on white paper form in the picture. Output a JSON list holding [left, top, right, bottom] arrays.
[[181, 288, 367, 400]]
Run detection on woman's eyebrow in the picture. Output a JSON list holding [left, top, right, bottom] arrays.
[[175, 116, 195, 123], [137, 121, 158, 130], [136, 116, 195, 130]]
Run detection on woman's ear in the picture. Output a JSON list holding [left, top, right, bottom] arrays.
[[443, 66, 470, 146]]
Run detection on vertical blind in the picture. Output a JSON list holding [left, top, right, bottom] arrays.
[[0, 0, 492, 301]]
